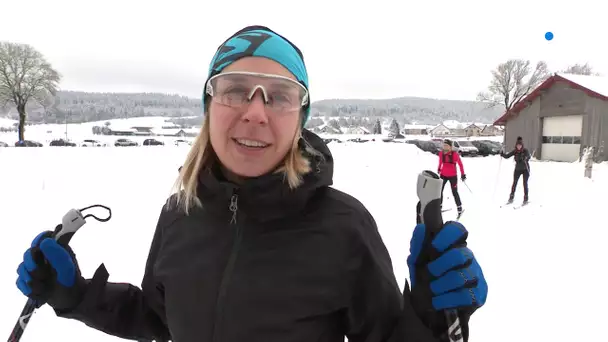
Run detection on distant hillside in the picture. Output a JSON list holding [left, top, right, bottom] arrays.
[[0, 91, 202, 124], [311, 97, 503, 125], [0, 91, 504, 127]]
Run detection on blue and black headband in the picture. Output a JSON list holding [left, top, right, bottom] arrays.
[[202, 25, 311, 124]]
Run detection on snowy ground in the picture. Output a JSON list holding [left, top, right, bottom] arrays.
[[0, 141, 606, 341]]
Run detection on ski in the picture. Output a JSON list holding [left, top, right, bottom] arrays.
[[513, 201, 531, 210], [442, 208, 452, 213], [500, 201, 514, 208], [456, 209, 465, 220]]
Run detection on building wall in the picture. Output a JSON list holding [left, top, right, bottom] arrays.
[[465, 127, 481, 136], [431, 126, 450, 136], [505, 80, 608, 160], [539, 81, 586, 118], [583, 96, 608, 161], [504, 99, 541, 156], [538, 81, 587, 159]]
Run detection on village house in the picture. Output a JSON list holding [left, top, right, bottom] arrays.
[[401, 124, 431, 135], [131, 126, 155, 135], [429, 124, 451, 137], [480, 125, 502, 136], [107, 128, 138, 136], [152, 127, 199, 137], [464, 124, 482, 137], [313, 124, 342, 134], [345, 126, 371, 135]]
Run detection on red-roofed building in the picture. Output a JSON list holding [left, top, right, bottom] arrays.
[[494, 73, 608, 162]]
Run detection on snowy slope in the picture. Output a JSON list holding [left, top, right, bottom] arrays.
[[0, 143, 605, 341]]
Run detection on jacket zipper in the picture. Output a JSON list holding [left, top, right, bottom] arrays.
[[211, 192, 243, 342]]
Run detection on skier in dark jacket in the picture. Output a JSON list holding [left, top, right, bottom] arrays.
[[15, 26, 487, 342], [501, 136, 531, 204]]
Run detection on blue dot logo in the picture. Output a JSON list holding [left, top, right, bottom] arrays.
[[545, 32, 554, 41]]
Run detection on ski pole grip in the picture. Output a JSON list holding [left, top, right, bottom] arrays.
[[416, 170, 443, 229], [416, 170, 464, 342], [52, 209, 87, 246]]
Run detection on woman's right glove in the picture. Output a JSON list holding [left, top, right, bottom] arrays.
[[16, 230, 87, 311]]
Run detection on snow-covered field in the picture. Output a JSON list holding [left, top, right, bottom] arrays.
[[0, 117, 199, 146], [1, 138, 605, 341]]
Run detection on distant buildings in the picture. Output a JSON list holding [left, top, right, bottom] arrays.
[[428, 123, 502, 138], [92, 125, 200, 137], [308, 120, 502, 138]]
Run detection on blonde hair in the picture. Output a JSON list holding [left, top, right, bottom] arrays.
[[170, 114, 316, 215]]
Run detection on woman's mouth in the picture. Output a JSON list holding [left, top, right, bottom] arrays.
[[233, 138, 270, 148]]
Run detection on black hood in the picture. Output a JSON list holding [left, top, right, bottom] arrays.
[[197, 129, 333, 222]]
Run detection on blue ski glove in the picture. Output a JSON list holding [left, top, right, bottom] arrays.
[[16, 230, 87, 310], [407, 221, 487, 340]]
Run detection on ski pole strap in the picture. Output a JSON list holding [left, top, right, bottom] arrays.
[[8, 205, 112, 342]]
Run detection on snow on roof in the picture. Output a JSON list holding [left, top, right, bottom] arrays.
[[403, 124, 433, 129], [85, 116, 174, 128], [183, 127, 200, 134], [496, 73, 608, 125], [111, 128, 138, 132], [153, 128, 182, 134], [442, 120, 464, 129], [557, 73, 608, 98]]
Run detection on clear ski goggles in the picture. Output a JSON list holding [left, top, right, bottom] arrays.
[[205, 71, 309, 113]]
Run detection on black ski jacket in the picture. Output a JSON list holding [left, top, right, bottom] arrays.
[[55, 130, 453, 342], [502, 147, 530, 172]]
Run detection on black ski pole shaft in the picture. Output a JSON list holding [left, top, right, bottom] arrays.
[[8, 208, 89, 342], [417, 170, 464, 342], [7, 300, 37, 342], [462, 181, 472, 194]]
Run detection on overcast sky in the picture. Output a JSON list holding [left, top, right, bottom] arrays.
[[1, 0, 605, 102]]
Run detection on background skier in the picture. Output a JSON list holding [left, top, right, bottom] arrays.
[[15, 26, 487, 342], [437, 139, 466, 217], [501, 136, 530, 204]]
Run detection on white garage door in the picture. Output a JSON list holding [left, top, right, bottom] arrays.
[[541, 115, 582, 162]]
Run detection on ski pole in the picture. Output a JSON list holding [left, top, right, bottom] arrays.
[[8, 204, 112, 342], [416, 170, 463, 342], [462, 181, 473, 194], [491, 154, 503, 201]]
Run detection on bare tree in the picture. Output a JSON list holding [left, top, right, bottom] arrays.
[[0, 42, 61, 141], [562, 63, 599, 76], [477, 59, 550, 112]]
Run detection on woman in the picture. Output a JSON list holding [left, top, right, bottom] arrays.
[[16, 26, 487, 342], [501, 136, 530, 204], [437, 139, 466, 217]]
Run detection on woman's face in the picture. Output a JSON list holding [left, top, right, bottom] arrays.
[[208, 57, 303, 178]]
